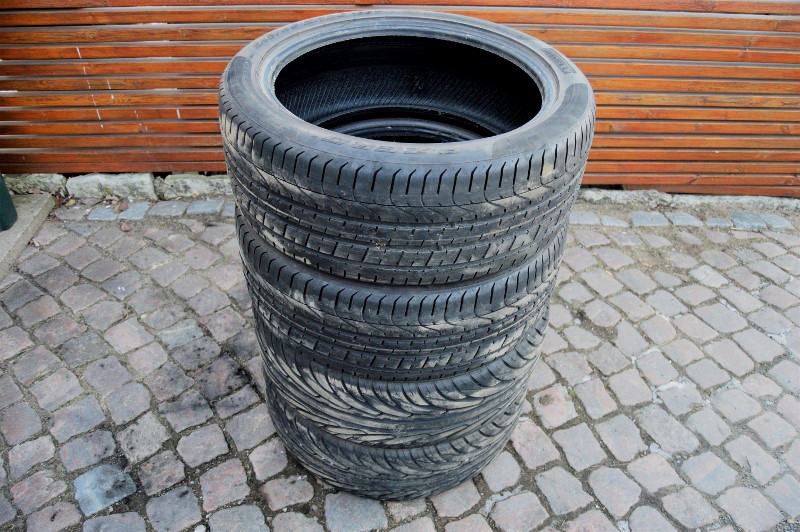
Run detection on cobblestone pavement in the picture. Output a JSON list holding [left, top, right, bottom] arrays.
[[1, 196, 799, 532]]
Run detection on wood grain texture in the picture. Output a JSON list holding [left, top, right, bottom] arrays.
[[0, 2, 797, 196]]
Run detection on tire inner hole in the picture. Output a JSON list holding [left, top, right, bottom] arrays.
[[274, 36, 542, 143]]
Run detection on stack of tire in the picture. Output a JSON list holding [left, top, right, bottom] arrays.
[[220, 10, 594, 500]]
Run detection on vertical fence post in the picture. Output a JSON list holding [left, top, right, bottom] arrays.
[[0, 174, 17, 231]]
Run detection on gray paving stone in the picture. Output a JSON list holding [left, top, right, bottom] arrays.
[[588, 467, 640, 518], [637, 351, 678, 386], [686, 407, 731, 446], [26, 502, 80, 531], [325, 492, 387, 532], [596, 414, 646, 462], [636, 404, 699, 454], [608, 368, 651, 406], [574, 378, 616, 419], [717, 487, 781, 532], [209, 505, 269, 532], [747, 412, 797, 449], [553, 423, 606, 472], [569, 211, 599, 225], [661, 487, 719, 529], [117, 412, 169, 463], [59, 430, 115, 472], [146, 486, 201, 532], [50, 396, 105, 443], [712, 388, 761, 423], [658, 382, 703, 416], [730, 211, 767, 230], [627, 453, 684, 493], [629, 506, 677, 532], [74, 464, 135, 515], [532, 384, 577, 429], [535, 466, 592, 515], [489, 491, 548, 531], [631, 211, 669, 227], [273, 512, 324, 532], [725, 435, 780, 484], [158, 388, 212, 432], [547, 351, 592, 385], [666, 211, 702, 226], [681, 451, 737, 495]]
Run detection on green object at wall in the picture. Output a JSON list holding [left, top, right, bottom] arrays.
[[0, 174, 17, 231]]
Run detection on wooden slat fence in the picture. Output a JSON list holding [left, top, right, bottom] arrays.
[[1, 1, 798, 196]]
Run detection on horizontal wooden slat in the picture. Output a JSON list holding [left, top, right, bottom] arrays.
[[625, 184, 800, 197], [3, 7, 799, 33], [6, 1, 799, 16]]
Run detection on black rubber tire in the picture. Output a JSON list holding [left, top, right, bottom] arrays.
[[220, 9, 594, 287], [257, 308, 547, 447], [222, 9, 593, 500], [238, 213, 561, 381], [266, 383, 526, 500]]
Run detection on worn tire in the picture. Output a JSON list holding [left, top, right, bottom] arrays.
[[221, 9, 593, 287], [222, 9, 593, 500]]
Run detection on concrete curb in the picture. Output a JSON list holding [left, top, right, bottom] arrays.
[[578, 189, 800, 213], [0, 193, 54, 280]]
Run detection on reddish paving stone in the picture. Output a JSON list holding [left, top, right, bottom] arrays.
[[201, 458, 250, 512], [61, 284, 105, 312], [60, 332, 112, 368], [547, 351, 592, 386], [82, 258, 124, 283], [661, 487, 719, 529], [445, 514, 493, 532], [215, 385, 259, 419], [1, 402, 42, 446], [17, 295, 59, 328], [10, 469, 66, 514], [226, 404, 275, 450], [139, 450, 185, 496], [82, 356, 132, 397], [196, 355, 247, 400], [489, 492, 548, 531], [261, 476, 314, 511], [25, 502, 80, 532], [1, 280, 44, 311], [127, 342, 168, 376], [202, 306, 247, 342], [104, 318, 153, 354], [386, 499, 426, 522], [11, 346, 61, 385], [765, 474, 800, 516], [686, 407, 731, 446], [532, 384, 577, 429], [144, 362, 193, 401], [681, 452, 737, 495], [608, 368, 651, 406], [177, 423, 228, 467], [553, 423, 606, 471], [564, 510, 617, 532], [0, 376, 23, 410], [725, 435, 780, 484], [629, 507, 676, 532], [33, 314, 85, 347], [481, 451, 520, 492], [510, 418, 560, 470], [106, 382, 151, 425], [430, 479, 480, 518], [587, 342, 629, 376], [84, 513, 146, 532], [8, 436, 55, 480]]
